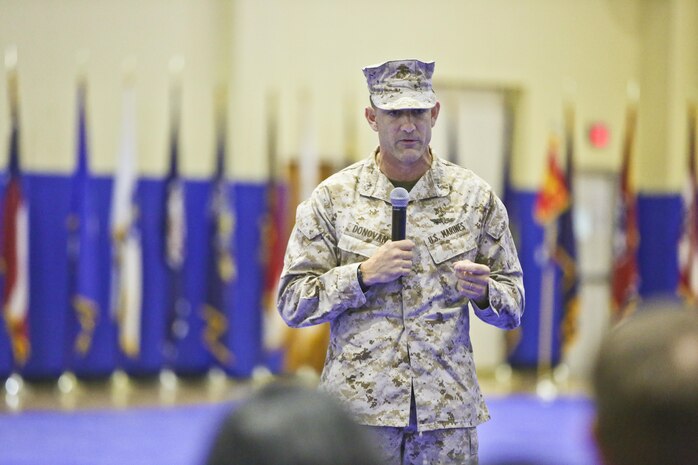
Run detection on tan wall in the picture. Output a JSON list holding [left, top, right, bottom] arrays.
[[636, 0, 698, 192], [0, 0, 695, 190], [230, 0, 643, 186], [0, 0, 230, 177]]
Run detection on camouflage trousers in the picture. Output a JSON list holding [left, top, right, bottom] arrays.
[[365, 395, 479, 465]]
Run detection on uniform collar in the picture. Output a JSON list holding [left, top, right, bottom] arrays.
[[358, 147, 451, 203]]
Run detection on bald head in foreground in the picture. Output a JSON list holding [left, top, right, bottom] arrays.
[[205, 382, 384, 465], [592, 307, 698, 465]]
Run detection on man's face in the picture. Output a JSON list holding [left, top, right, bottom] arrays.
[[365, 102, 440, 165]]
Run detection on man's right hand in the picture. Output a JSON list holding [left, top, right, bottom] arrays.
[[359, 239, 414, 286]]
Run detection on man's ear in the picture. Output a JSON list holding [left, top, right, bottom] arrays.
[[430, 101, 441, 127], [365, 106, 378, 132]]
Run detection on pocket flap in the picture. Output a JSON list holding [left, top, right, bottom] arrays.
[[427, 233, 477, 264], [485, 217, 507, 240], [338, 234, 379, 259]]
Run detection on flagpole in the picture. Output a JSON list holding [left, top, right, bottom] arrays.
[[160, 55, 186, 397], [58, 50, 92, 397], [553, 99, 578, 385], [298, 88, 317, 203], [533, 131, 571, 400], [687, 104, 698, 306], [497, 95, 518, 386], [611, 82, 640, 321], [6, 46, 18, 120], [3, 45, 27, 409], [678, 104, 698, 306], [204, 81, 236, 383], [259, 89, 292, 372], [109, 56, 141, 401], [536, 221, 558, 400]]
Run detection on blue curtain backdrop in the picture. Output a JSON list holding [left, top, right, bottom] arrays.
[[506, 191, 683, 367], [0, 173, 685, 378], [0, 174, 265, 380], [637, 195, 682, 295]]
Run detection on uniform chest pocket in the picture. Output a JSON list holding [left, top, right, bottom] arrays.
[[426, 233, 478, 307], [337, 233, 379, 262], [426, 233, 478, 265]]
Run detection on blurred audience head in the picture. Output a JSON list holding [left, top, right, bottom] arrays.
[[592, 304, 698, 465], [205, 380, 384, 465]]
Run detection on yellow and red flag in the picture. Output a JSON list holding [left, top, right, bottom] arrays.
[[534, 137, 570, 225]]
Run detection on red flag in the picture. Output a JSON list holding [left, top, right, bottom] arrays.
[[610, 105, 640, 319], [2, 75, 30, 366], [261, 97, 291, 355], [678, 106, 698, 304], [261, 210, 285, 309], [534, 137, 570, 225]]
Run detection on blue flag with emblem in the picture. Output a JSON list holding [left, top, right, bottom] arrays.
[[68, 81, 101, 360], [163, 87, 187, 364], [202, 103, 236, 368]]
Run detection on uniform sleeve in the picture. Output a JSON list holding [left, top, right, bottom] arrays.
[[276, 190, 367, 328], [472, 192, 525, 329]]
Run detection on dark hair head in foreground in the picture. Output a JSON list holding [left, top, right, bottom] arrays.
[[592, 307, 698, 465], [205, 381, 384, 465]]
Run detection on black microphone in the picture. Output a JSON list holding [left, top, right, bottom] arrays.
[[390, 187, 409, 241]]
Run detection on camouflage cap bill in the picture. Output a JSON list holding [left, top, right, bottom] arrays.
[[362, 59, 436, 110]]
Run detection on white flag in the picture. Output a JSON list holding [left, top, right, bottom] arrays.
[[110, 86, 143, 357]]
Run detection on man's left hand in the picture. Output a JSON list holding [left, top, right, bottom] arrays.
[[454, 260, 490, 308]]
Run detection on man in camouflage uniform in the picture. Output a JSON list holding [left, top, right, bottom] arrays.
[[277, 59, 524, 465]]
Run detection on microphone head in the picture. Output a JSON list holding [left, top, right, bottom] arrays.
[[390, 187, 409, 208]]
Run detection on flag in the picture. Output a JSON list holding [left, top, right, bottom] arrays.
[[533, 135, 570, 372], [534, 137, 570, 225], [202, 99, 235, 366], [110, 84, 143, 358], [678, 106, 698, 304], [554, 107, 580, 353], [163, 86, 188, 361], [260, 180, 287, 352], [67, 82, 100, 357], [281, 93, 330, 374], [610, 105, 640, 319], [261, 93, 289, 354], [501, 101, 518, 245], [501, 107, 523, 358], [1, 71, 30, 366]]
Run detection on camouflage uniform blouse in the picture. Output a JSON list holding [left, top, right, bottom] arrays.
[[277, 152, 524, 432]]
